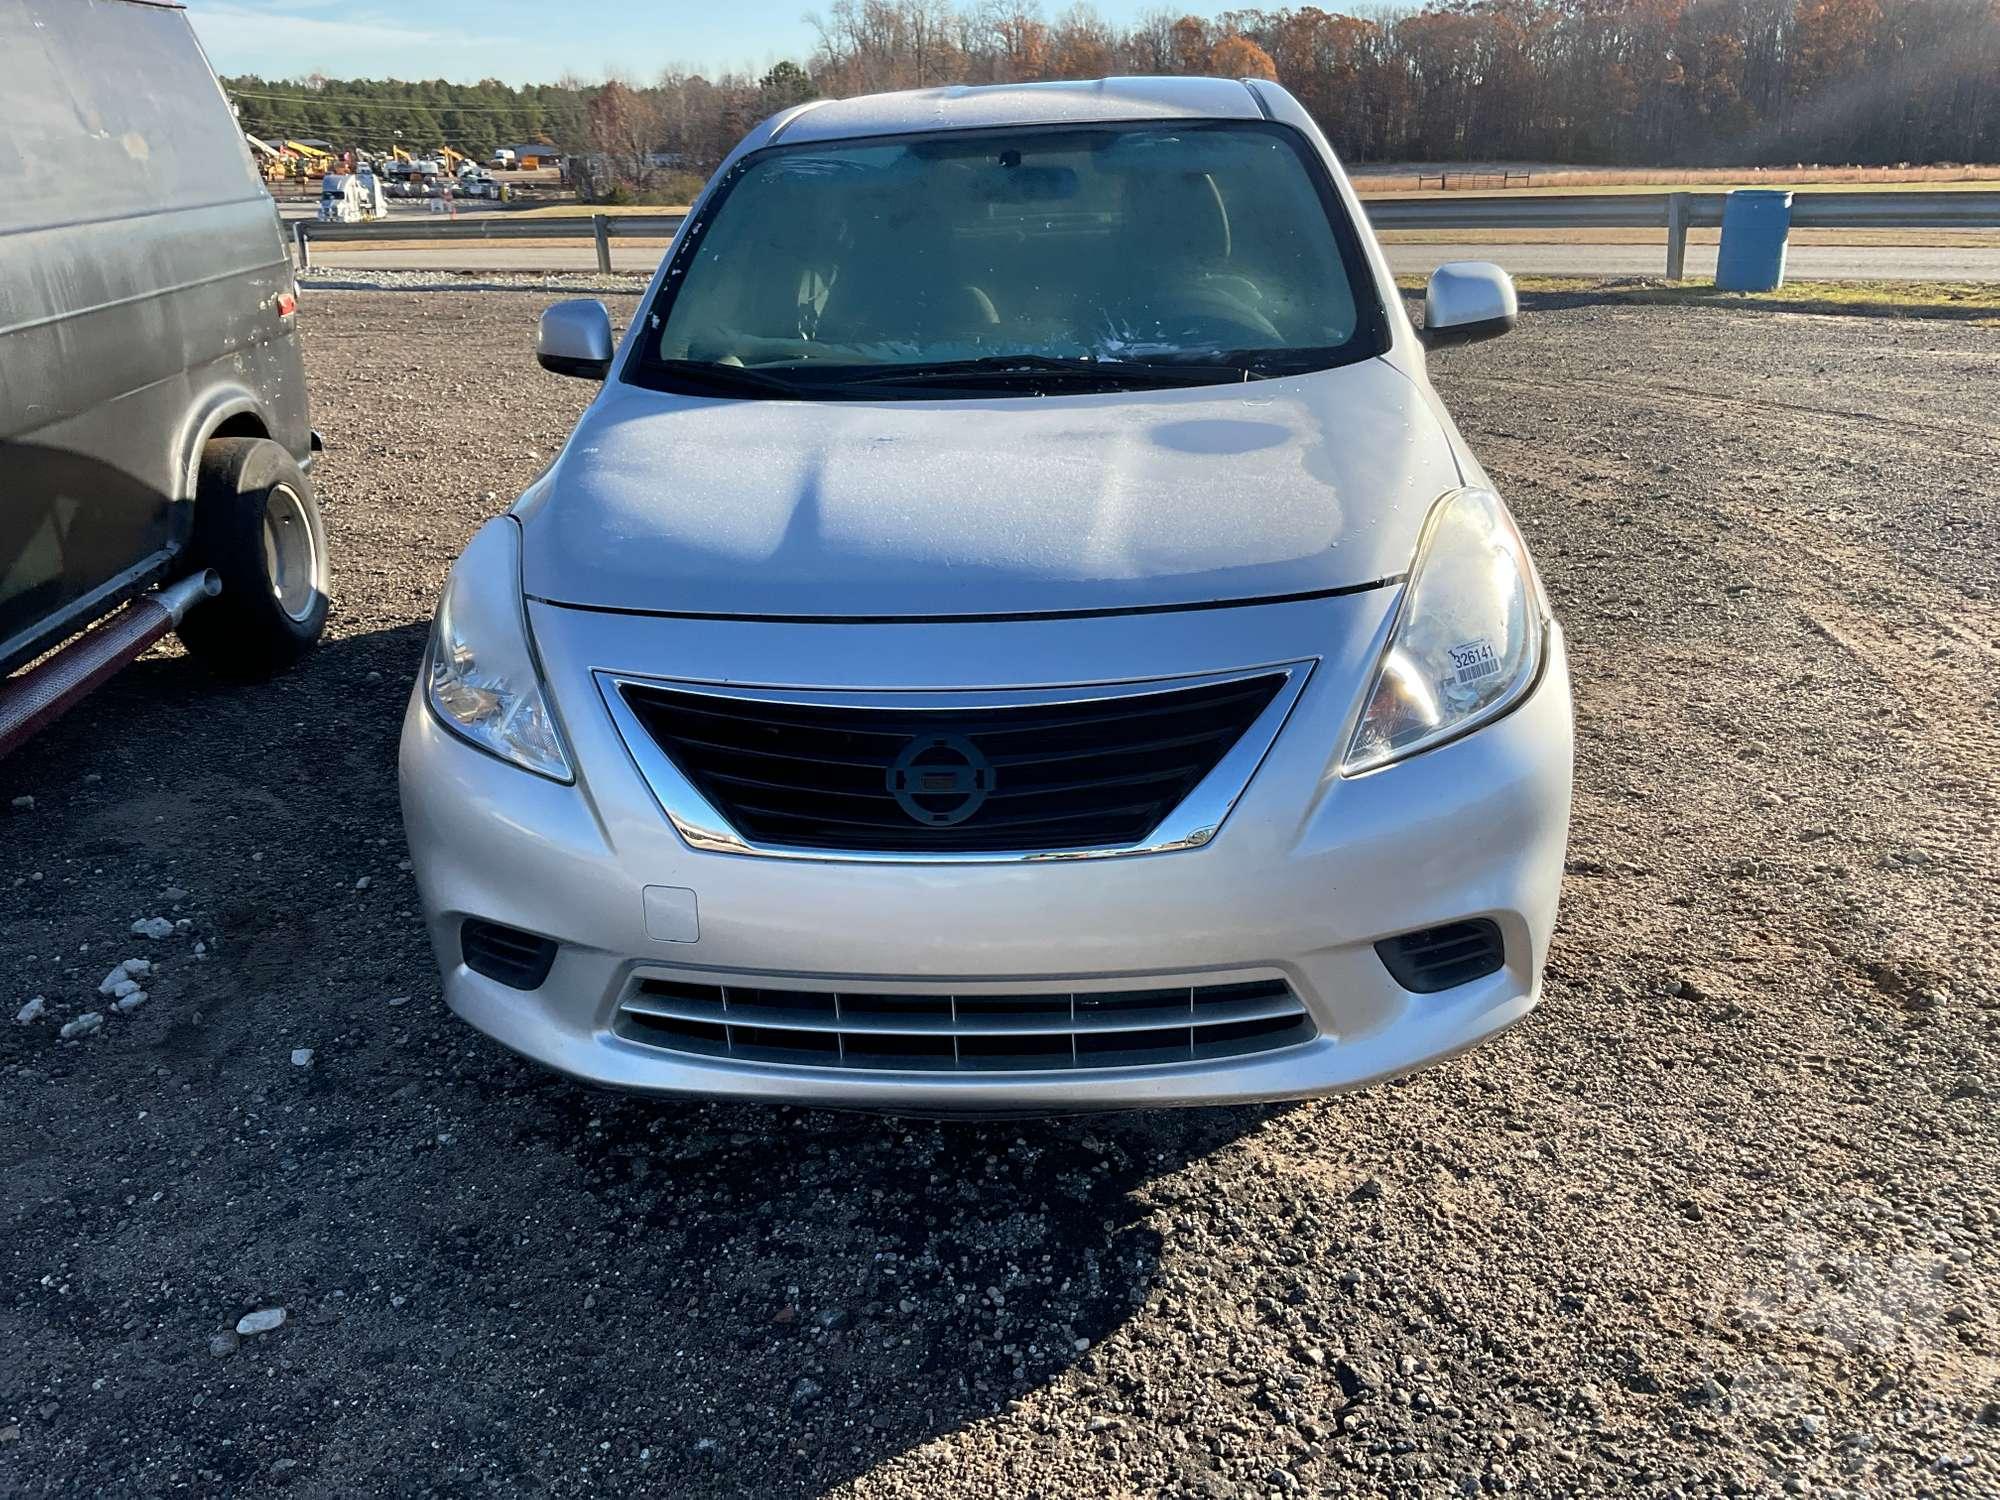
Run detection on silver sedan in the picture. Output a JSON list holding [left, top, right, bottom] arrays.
[[399, 76, 1573, 1112]]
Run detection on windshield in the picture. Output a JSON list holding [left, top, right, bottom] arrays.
[[630, 121, 1385, 399]]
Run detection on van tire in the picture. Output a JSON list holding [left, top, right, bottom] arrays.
[[177, 437, 330, 678]]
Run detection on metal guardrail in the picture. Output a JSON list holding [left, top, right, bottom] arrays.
[[1784, 191, 2000, 228], [1368, 188, 2000, 278], [1364, 191, 1720, 230], [293, 189, 2000, 280], [293, 213, 686, 271]]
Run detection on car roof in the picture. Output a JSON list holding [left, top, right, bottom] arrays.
[[770, 77, 1266, 146]]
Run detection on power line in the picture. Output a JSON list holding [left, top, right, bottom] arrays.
[[240, 116, 476, 137], [235, 110, 555, 139], [228, 87, 574, 115]]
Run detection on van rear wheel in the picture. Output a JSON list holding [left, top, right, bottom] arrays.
[[177, 437, 330, 678]]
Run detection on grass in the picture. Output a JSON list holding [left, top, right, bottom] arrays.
[[552, 180, 2000, 208], [1396, 273, 2000, 322], [508, 202, 692, 218], [1351, 163, 2000, 196], [1358, 179, 2000, 200], [510, 181, 2000, 212], [1491, 163, 2000, 188], [1377, 227, 2000, 249]]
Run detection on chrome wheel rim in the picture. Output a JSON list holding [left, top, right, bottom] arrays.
[[263, 484, 319, 623]]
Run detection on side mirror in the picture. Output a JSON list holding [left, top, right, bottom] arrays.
[[537, 299, 613, 379], [1421, 262, 1517, 350]]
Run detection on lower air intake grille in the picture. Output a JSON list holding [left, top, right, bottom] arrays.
[[615, 976, 1316, 1073], [1376, 919, 1505, 993], [617, 673, 1286, 854], [461, 919, 558, 990]]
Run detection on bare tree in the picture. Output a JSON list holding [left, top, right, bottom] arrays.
[[789, 0, 2000, 165], [587, 80, 665, 186]]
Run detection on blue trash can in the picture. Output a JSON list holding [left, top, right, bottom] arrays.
[[1715, 189, 1793, 292]]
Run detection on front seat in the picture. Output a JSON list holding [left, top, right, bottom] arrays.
[[814, 211, 1000, 351], [1111, 171, 1280, 343]]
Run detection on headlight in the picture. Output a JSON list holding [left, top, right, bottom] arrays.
[[425, 518, 572, 781], [1342, 487, 1544, 775]]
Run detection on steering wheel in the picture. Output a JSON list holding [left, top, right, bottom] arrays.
[[1130, 283, 1283, 345]]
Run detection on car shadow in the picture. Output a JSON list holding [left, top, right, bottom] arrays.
[[3, 621, 1292, 1495], [461, 1055, 1289, 1495]]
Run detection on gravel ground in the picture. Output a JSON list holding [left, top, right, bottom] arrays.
[[2, 292, 1997, 1498], [298, 268, 652, 295]]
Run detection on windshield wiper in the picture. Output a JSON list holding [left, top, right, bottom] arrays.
[[642, 353, 1279, 400], [643, 358, 818, 399], [831, 354, 1266, 390]]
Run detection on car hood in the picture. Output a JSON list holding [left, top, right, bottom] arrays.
[[519, 358, 1462, 620]]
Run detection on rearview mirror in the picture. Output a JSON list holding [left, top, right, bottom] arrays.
[[537, 299, 613, 379], [1421, 263, 1517, 350]]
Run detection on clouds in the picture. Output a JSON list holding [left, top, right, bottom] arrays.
[[184, 0, 836, 83], [186, 1, 479, 75]]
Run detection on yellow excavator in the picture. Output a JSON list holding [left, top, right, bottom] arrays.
[[244, 133, 289, 181]]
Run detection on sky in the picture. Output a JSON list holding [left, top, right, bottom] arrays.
[[186, 0, 1204, 85]]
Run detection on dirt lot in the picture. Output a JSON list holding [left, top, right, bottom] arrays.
[[3, 294, 1997, 1498]]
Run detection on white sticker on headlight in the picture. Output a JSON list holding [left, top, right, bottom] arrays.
[[1343, 488, 1543, 776], [1448, 638, 1502, 686]]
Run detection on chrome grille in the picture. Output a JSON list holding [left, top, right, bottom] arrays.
[[601, 667, 1307, 860], [614, 975, 1317, 1073]]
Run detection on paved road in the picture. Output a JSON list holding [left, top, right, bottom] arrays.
[[1396, 240, 2000, 280], [278, 203, 520, 223], [299, 238, 2000, 281]]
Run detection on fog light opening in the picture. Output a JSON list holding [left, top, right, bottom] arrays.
[[1376, 919, 1505, 994], [460, 919, 559, 990]]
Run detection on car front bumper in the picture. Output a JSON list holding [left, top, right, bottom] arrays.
[[398, 592, 1573, 1112]]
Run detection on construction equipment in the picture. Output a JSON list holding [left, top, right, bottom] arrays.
[[244, 132, 293, 181], [317, 172, 363, 223], [454, 160, 501, 198], [328, 171, 388, 220]]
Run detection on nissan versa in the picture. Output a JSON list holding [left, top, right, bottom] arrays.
[[398, 77, 1574, 1112]]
